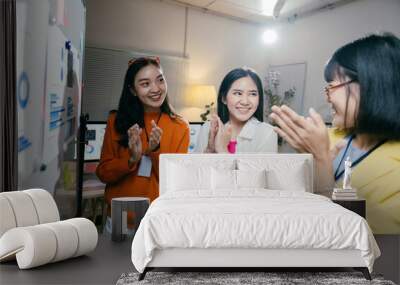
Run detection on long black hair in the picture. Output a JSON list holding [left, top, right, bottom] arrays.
[[217, 67, 264, 124], [115, 57, 176, 147], [324, 33, 400, 140]]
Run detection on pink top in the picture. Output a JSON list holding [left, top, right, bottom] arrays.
[[227, 140, 237, 154]]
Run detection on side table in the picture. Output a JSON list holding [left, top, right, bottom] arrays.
[[111, 197, 149, 242], [332, 198, 366, 218]]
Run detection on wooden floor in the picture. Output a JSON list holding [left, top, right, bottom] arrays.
[[0, 233, 133, 285]]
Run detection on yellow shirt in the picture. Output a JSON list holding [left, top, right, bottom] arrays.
[[329, 129, 400, 234]]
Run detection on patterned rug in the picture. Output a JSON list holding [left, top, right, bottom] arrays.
[[116, 271, 396, 285]]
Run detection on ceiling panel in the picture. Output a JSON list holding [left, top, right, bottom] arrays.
[[243, 13, 274, 23], [167, 0, 351, 24], [208, 1, 255, 19], [280, 0, 317, 15], [280, 0, 342, 17], [222, 0, 266, 13], [176, 0, 215, 8]]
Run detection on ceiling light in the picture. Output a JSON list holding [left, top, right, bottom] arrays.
[[262, 29, 278, 44]]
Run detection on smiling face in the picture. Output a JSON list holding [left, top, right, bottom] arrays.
[[133, 64, 167, 112], [325, 77, 360, 129], [224, 76, 259, 124]]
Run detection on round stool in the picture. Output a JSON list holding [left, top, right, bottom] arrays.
[[111, 197, 149, 242]]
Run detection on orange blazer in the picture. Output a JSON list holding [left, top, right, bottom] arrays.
[[96, 112, 189, 212]]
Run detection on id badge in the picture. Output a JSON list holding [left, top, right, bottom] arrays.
[[138, 155, 152, 177]]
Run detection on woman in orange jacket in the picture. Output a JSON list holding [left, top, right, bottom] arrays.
[[96, 57, 189, 226]]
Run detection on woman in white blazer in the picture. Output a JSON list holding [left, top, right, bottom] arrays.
[[195, 67, 277, 153]]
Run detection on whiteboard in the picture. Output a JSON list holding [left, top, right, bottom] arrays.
[[42, 25, 81, 165]]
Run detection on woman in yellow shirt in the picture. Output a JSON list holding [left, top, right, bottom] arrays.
[[96, 57, 189, 223], [269, 33, 400, 234]]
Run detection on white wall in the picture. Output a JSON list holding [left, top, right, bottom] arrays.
[[85, 0, 269, 121], [266, 0, 400, 118], [86, 0, 185, 56], [186, 9, 269, 87]]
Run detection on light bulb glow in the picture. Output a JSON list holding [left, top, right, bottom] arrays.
[[263, 29, 278, 45]]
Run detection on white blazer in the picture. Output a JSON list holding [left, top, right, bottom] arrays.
[[194, 117, 278, 153]]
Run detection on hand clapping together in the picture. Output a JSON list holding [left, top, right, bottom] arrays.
[[205, 114, 233, 153], [127, 120, 163, 167]]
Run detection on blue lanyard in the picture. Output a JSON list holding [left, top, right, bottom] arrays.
[[334, 135, 386, 181]]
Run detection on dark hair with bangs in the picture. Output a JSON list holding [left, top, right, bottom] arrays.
[[324, 33, 400, 140], [217, 67, 264, 124], [115, 57, 176, 147]]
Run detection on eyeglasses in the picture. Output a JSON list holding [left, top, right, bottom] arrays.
[[128, 56, 160, 66], [324, 79, 355, 96]]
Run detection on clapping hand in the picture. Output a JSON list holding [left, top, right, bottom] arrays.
[[214, 117, 233, 153], [128, 124, 142, 164], [205, 114, 219, 153], [147, 120, 163, 153], [269, 105, 330, 161]]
